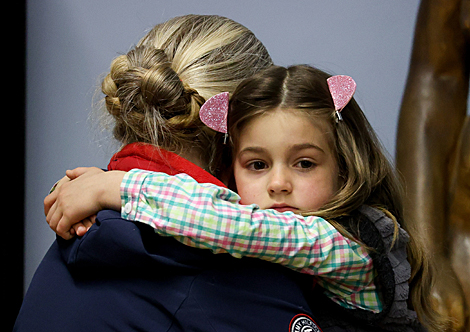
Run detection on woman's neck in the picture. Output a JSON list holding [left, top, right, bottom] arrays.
[[120, 142, 209, 171], [179, 147, 208, 170]]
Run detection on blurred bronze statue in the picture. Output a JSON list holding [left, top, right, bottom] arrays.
[[397, 0, 470, 330]]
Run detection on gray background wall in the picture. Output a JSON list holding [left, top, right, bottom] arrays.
[[26, 0, 421, 290]]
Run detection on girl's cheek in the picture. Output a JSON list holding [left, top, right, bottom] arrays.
[[238, 188, 258, 206]]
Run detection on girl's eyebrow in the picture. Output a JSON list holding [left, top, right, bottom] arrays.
[[290, 143, 325, 154], [238, 146, 266, 156], [238, 143, 325, 156]]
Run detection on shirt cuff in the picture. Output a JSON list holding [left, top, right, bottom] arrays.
[[120, 169, 153, 221]]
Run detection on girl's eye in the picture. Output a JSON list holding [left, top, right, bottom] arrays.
[[295, 160, 316, 169], [247, 161, 268, 171]]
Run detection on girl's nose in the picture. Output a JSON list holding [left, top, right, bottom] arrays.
[[267, 168, 293, 195]]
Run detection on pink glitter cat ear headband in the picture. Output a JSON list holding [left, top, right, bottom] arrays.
[[199, 75, 356, 139]]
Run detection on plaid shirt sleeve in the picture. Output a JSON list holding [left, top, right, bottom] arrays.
[[121, 169, 382, 313]]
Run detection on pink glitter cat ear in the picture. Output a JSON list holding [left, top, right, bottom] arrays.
[[327, 75, 356, 122], [199, 92, 229, 134], [199, 92, 229, 143]]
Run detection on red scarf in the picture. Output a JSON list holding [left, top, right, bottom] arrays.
[[107, 144, 317, 286], [107, 143, 226, 188]]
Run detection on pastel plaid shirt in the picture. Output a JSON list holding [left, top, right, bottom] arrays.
[[121, 169, 382, 313]]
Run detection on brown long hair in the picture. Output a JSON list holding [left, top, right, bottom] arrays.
[[213, 65, 445, 331]]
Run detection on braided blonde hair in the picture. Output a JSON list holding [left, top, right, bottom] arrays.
[[101, 15, 272, 163]]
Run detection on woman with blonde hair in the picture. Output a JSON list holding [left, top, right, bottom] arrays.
[[14, 15, 325, 332]]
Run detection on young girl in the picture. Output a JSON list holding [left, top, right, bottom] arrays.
[[46, 65, 444, 330]]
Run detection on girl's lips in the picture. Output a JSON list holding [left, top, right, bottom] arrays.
[[270, 205, 297, 213]]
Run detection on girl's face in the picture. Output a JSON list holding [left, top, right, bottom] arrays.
[[233, 109, 340, 213]]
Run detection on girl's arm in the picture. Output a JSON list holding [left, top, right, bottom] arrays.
[[45, 167, 381, 312], [121, 169, 381, 313]]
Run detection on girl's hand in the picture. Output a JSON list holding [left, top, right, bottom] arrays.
[[44, 167, 125, 239], [48, 175, 71, 195], [45, 172, 94, 238], [44, 167, 104, 216], [64, 168, 102, 237]]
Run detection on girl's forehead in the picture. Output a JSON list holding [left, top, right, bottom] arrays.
[[245, 108, 333, 136], [237, 108, 335, 151]]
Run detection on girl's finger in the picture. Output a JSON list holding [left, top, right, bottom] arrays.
[[73, 221, 87, 237], [44, 189, 59, 216], [74, 217, 94, 237], [44, 175, 70, 216], [66, 167, 89, 180], [46, 201, 59, 231], [56, 215, 73, 240], [66, 167, 104, 180]]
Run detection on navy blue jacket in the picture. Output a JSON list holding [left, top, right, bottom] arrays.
[[14, 210, 321, 332], [15, 144, 424, 332]]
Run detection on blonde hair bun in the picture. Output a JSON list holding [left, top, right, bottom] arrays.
[[103, 46, 188, 120], [100, 14, 272, 160]]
